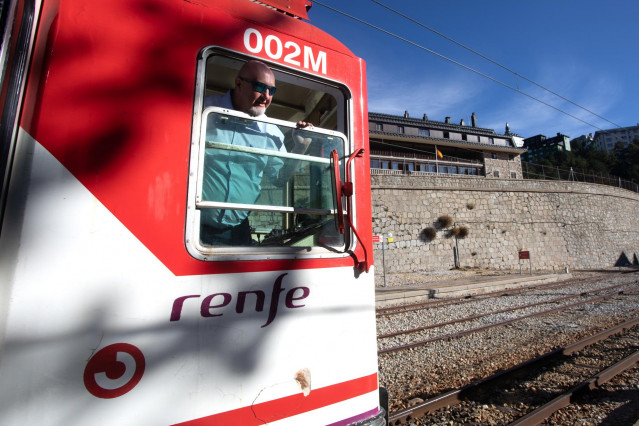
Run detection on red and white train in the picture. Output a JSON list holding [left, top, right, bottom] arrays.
[[0, 0, 384, 424]]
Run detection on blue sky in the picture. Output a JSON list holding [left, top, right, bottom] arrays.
[[307, 0, 639, 139]]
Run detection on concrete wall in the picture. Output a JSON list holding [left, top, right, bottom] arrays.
[[371, 174, 639, 275]]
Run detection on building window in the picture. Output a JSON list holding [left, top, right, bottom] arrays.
[[418, 128, 429, 137], [370, 158, 379, 168], [492, 153, 497, 159], [397, 125, 404, 134], [510, 171, 517, 179], [443, 131, 449, 138], [493, 170, 500, 178], [375, 123, 383, 131]]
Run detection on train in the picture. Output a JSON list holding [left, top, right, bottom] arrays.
[[0, 0, 385, 424]]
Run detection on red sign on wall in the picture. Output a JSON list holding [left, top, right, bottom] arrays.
[[372, 235, 381, 243], [519, 251, 530, 260]]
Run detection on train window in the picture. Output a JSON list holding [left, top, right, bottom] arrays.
[[186, 50, 351, 259]]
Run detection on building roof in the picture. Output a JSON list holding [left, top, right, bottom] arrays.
[[369, 111, 526, 154], [369, 130, 526, 154], [369, 111, 501, 137], [593, 124, 639, 136]]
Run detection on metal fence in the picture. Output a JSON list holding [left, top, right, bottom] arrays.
[[521, 161, 639, 193]]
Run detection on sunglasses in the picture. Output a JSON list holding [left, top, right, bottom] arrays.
[[239, 76, 277, 96]]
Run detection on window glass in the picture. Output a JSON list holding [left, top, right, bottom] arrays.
[[197, 108, 345, 248]]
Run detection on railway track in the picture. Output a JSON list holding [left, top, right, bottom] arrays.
[[377, 271, 639, 422], [388, 318, 639, 425], [378, 282, 637, 354], [376, 274, 629, 317]]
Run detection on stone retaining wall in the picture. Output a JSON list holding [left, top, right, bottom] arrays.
[[371, 174, 639, 274]]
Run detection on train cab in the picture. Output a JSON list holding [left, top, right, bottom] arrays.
[[0, 0, 383, 424]]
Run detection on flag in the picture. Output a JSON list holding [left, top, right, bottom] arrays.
[[436, 148, 443, 159]]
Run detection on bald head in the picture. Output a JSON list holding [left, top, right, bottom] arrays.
[[232, 60, 276, 117]]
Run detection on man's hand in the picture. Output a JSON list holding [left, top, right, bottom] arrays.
[[291, 121, 314, 154]]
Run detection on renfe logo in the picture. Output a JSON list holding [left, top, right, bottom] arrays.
[[170, 273, 310, 328], [84, 343, 146, 399]]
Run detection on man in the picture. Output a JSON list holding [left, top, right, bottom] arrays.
[[201, 60, 313, 246]]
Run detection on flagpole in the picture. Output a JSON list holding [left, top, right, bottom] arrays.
[[435, 145, 439, 174]]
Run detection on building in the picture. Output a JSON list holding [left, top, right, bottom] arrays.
[[570, 133, 594, 148], [368, 111, 526, 179], [593, 124, 639, 152], [521, 133, 571, 162]]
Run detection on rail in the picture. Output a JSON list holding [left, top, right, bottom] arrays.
[[368, 153, 639, 194], [388, 316, 639, 425], [521, 161, 639, 193]]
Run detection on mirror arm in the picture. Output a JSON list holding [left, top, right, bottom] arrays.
[[344, 149, 369, 272]]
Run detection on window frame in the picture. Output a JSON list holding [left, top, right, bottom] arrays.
[[186, 47, 355, 261], [0, 0, 37, 224]]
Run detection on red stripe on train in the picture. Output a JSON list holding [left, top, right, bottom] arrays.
[[171, 373, 378, 425]]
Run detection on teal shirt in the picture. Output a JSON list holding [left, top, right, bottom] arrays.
[[202, 92, 286, 227]]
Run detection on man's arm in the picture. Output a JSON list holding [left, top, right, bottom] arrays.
[[272, 121, 315, 186], [290, 121, 314, 154]]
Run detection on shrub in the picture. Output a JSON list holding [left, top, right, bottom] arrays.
[[421, 227, 437, 242], [457, 226, 469, 239], [437, 215, 453, 228]]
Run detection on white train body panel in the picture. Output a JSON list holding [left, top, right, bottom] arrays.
[[0, 131, 378, 424]]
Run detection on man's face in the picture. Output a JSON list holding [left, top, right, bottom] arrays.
[[233, 67, 275, 117]]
